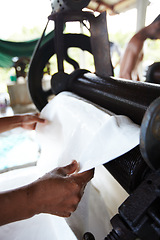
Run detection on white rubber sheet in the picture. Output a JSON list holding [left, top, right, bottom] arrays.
[[36, 92, 140, 173], [0, 92, 140, 240]]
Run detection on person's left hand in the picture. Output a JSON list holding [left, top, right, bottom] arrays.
[[20, 113, 46, 130]]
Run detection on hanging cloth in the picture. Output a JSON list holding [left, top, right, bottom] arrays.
[[0, 30, 54, 68]]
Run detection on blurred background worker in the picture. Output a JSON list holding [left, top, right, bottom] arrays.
[[119, 15, 160, 81]]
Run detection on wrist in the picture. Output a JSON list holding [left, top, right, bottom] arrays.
[[16, 115, 26, 128], [5, 115, 24, 129], [26, 180, 46, 216], [25, 183, 40, 217]]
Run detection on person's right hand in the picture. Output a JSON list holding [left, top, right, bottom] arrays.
[[31, 160, 94, 217]]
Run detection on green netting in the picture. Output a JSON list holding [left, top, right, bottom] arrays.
[[0, 31, 54, 68]]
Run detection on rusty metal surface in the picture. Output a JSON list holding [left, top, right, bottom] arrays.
[[49, 10, 113, 78], [89, 12, 113, 78], [54, 14, 64, 72], [105, 145, 150, 194], [117, 169, 160, 239], [85, 169, 160, 239]]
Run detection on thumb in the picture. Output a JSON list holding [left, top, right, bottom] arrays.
[[75, 168, 94, 185], [62, 160, 79, 175]]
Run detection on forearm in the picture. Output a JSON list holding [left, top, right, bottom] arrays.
[[0, 116, 23, 133], [0, 184, 37, 226], [120, 30, 146, 79], [0, 114, 45, 133]]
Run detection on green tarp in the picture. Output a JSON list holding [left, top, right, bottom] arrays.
[[0, 31, 54, 68]]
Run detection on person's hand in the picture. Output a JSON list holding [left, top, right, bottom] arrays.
[[0, 161, 93, 226], [20, 113, 46, 130], [31, 160, 94, 217]]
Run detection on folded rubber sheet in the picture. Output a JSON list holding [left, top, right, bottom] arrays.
[[0, 92, 140, 239], [36, 92, 140, 173]]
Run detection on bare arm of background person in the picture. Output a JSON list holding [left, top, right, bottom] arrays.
[[119, 19, 160, 80]]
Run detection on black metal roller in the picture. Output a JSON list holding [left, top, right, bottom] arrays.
[[140, 96, 160, 170]]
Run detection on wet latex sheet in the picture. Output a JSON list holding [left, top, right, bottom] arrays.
[[0, 92, 140, 240]]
